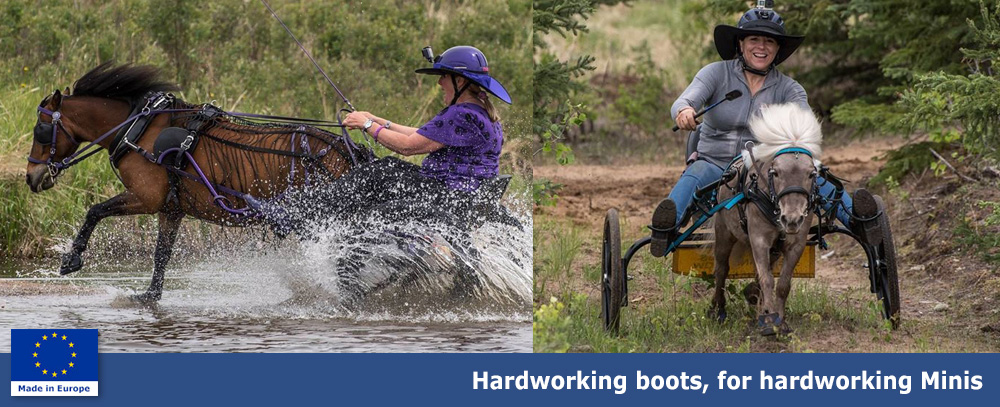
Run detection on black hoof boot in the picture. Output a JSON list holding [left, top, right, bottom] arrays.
[[59, 252, 83, 275], [650, 198, 678, 258], [757, 313, 792, 336], [129, 291, 161, 305]]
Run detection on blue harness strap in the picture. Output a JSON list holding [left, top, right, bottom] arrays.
[[774, 147, 814, 158], [723, 192, 745, 209]]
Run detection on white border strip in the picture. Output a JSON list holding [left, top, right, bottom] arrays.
[[11, 381, 98, 396]]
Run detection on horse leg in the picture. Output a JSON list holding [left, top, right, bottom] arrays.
[[772, 261, 796, 335], [131, 211, 185, 304], [710, 229, 736, 322], [61, 191, 150, 275], [750, 240, 781, 335], [775, 240, 807, 332]]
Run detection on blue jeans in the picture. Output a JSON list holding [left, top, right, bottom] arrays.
[[667, 160, 854, 227]]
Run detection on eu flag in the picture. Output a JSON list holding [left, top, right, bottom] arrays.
[[11, 329, 98, 382]]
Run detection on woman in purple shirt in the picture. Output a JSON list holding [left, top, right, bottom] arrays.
[[328, 45, 511, 224]]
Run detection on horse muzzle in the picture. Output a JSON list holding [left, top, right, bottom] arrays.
[[26, 165, 55, 193], [779, 212, 806, 235]]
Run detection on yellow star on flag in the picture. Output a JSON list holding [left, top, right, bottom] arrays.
[[71, 352, 76, 358], [35, 342, 40, 348], [42, 369, 47, 375], [69, 362, 74, 368], [62, 369, 67, 375], [62, 335, 67, 340], [35, 362, 40, 367], [42, 335, 47, 340], [69, 342, 74, 348], [52, 372, 57, 377], [33, 352, 37, 358], [52, 332, 56, 337]]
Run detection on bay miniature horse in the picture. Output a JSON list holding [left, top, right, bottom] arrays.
[[25, 63, 369, 304], [711, 103, 822, 335]]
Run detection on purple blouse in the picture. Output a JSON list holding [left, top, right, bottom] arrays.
[[417, 103, 502, 191]]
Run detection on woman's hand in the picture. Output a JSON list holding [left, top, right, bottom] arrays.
[[675, 107, 698, 131], [343, 111, 374, 130]]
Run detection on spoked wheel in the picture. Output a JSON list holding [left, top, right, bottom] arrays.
[[601, 209, 624, 333], [873, 195, 901, 329]]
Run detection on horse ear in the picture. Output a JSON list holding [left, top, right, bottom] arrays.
[[52, 89, 63, 108], [64, 86, 70, 96], [813, 158, 822, 172]]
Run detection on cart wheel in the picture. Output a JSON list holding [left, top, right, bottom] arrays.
[[602, 209, 624, 332], [874, 195, 901, 329]]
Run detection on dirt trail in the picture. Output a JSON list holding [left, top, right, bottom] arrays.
[[535, 138, 1000, 352], [536, 138, 897, 230]]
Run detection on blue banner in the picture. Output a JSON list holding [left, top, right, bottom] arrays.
[[2, 353, 998, 405]]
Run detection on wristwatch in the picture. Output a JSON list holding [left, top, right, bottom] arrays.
[[362, 118, 374, 133]]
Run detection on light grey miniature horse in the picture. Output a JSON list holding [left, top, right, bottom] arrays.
[[711, 103, 822, 336]]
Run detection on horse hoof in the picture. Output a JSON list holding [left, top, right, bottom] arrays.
[[757, 313, 783, 337], [707, 307, 727, 323], [59, 253, 83, 275]]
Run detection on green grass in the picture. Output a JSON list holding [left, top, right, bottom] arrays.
[[530, 213, 958, 353]]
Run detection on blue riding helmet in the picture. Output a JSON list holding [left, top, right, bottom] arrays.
[[713, 1, 804, 66], [415, 45, 513, 105]]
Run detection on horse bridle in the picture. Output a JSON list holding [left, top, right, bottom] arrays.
[[28, 96, 83, 178], [742, 146, 819, 226], [26, 92, 185, 179], [765, 148, 818, 212]]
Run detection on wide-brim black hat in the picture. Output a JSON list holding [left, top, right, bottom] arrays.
[[713, 22, 804, 66]]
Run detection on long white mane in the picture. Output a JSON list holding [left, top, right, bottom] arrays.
[[749, 103, 822, 160]]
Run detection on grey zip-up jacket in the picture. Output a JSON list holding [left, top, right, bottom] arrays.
[[671, 59, 809, 168]]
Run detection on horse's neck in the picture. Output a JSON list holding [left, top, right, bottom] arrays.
[[64, 97, 132, 149]]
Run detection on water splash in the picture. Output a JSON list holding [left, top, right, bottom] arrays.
[[284, 199, 532, 322]]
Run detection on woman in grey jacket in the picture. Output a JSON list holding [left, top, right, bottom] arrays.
[[649, 3, 878, 256]]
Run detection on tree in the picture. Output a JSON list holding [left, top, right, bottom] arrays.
[[893, 0, 1000, 160], [533, 0, 628, 166]]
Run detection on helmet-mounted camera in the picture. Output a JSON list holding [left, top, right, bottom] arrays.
[[421, 46, 437, 63], [755, 0, 774, 19]]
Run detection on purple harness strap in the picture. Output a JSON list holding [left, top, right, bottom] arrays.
[[29, 95, 369, 217], [29, 105, 201, 174]]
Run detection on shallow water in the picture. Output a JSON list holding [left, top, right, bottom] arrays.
[[0, 215, 532, 353]]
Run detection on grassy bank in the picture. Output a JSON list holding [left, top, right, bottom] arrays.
[[533, 214, 998, 353], [0, 0, 532, 257]]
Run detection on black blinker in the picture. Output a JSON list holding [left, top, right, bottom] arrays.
[[34, 121, 54, 145]]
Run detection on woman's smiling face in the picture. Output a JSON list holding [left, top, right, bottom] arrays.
[[740, 35, 780, 71]]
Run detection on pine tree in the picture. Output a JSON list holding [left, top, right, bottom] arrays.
[[533, 0, 627, 165]]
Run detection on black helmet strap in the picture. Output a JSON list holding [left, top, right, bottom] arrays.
[[736, 44, 773, 76], [449, 74, 474, 106]]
